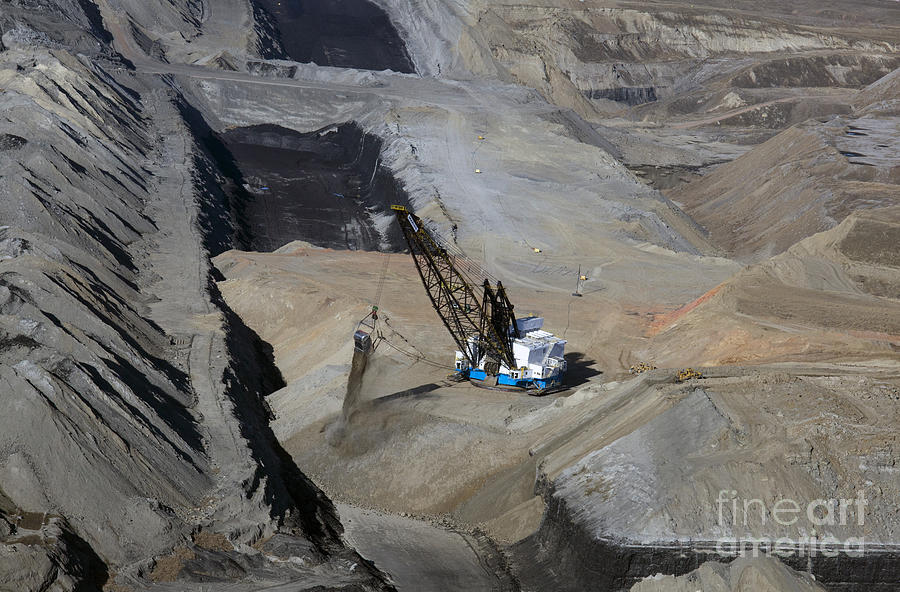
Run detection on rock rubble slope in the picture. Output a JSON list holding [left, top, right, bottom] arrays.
[[0, 4, 391, 590]]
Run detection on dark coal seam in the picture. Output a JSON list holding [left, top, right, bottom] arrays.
[[250, 1, 288, 60]]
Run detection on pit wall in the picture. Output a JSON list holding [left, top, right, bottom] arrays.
[[510, 480, 900, 591]]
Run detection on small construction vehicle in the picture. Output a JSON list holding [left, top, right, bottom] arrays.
[[629, 362, 657, 375], [675, 368, 705, 382]]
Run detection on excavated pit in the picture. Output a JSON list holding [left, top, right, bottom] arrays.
[[8, 0, 899, 588], [219, 123, 411, 253], [253, 0, 415, 73], [177, 107, 412, 255]]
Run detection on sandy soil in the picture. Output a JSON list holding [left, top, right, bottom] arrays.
[[337, 503, 510, 591], [214, 211, 900, 554]]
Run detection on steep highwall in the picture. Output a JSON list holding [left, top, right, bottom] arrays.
[[0, 50, 206, 572], [0, 22, 389, 592], [513, 488, 900, 591]]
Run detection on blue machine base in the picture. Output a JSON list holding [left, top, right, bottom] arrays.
[[460, 368, 563, 390], [468, 369, 488, 381], [496, 373, 524, 387], [499, 375, 563, 390], [531, 377, 563, 390]]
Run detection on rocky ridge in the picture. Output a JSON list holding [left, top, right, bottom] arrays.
[[0, 4, 392, 590]]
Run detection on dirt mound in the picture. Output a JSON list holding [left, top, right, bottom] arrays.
[[631, 555, 826, 592], [855, 67, 900, 114], [672, 116, 899, 260], [838, 214, 900, 268], [644, 210, 900, 366], [0, 49, 201, 568], [0, 43, 389, 590]]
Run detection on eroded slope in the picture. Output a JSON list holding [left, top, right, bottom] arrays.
[[0, 35, 388, 592]]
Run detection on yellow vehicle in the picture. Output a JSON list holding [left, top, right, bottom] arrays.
[[675, 368, 704, 382], [629, 362, 656, 375]]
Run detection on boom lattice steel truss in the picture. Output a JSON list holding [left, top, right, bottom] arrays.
[[391, 205, 518, 373]]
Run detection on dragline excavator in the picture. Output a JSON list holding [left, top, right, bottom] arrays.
[[354, 205, 566, 391]]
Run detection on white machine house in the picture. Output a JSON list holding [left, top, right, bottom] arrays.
[[455, 316, 566, 389]]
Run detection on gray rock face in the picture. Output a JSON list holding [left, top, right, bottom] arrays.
[[372, 1, 899, 121], [0, 0, 113, 55], [0, 48, 204, 566], [551, 389, 729, 542], [0, 509, 108, 592], [0, 5, 389, 589], [0, 543, 77, 592], [510, 375, 900, 591]]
